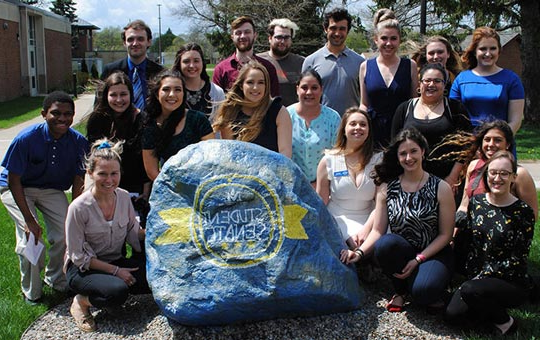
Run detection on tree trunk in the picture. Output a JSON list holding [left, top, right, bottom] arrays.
[[520, 0, 540, 124]]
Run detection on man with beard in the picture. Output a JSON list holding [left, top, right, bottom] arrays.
[[257, 19, 305, 106], [302, 8, 364, 115], [212, 16, 280, 97], [101, 20, 163, 110]]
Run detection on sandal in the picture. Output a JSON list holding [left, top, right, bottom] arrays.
[[70, 300, 96, 332], [386, 294, 405, 313]]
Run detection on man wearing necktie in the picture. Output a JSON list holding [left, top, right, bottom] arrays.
[[101, 20, 163, 110]]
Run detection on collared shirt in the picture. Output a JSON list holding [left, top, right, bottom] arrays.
[[0, 122, 89, 190], [212, 53, 280, 97], [287, 104, 340, 182], [127, 58, 149, 107], [302, 45, 365, 115]]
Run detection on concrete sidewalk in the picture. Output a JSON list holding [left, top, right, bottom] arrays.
[[0, 93, 95, 163], [1, 94, 540, 189]]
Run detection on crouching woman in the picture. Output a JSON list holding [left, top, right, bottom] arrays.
[[64, 139, 148, 332]]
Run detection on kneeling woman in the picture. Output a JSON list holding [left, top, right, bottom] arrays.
[[65, 139, 148, 332], [446, 151, 535, 335], [341, 128, 455, 312]]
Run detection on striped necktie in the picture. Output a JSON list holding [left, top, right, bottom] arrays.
[[132, 66, 145, 110]]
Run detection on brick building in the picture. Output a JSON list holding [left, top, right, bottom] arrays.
[[0, 0, 72, 102]]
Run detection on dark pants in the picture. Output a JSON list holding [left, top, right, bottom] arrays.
[[66, 257, 150, 308], [446, 277, 529, 324], [374, 233, 454, 305]]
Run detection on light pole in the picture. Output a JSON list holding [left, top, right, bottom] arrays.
[[158, 4, 162, 64]]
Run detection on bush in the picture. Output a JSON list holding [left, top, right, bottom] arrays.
[[76, 71, 90, 94], [81, 59, 89, 73], [90, 63, 99, 79]]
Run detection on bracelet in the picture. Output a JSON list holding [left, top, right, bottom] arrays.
[[416, 254, 427, 263], [354, 248, 365, 260], [112, 266, 119, 276]]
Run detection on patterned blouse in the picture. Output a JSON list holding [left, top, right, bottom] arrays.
[[387, 174, 440, 251], [465, 194, 535, 287]]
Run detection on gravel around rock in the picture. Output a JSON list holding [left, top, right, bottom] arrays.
[[21, 277, 466, 340]]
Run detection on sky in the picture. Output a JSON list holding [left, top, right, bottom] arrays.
[[74, 0, 191, 37]]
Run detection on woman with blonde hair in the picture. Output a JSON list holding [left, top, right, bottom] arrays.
[[65, 138, 148, 332], [360, 8, 418, 150], [213, 61, 292, 157]]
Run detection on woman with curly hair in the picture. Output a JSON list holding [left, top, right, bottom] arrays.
[[213, 60, 292, 157], [142, 70, 214, 180]]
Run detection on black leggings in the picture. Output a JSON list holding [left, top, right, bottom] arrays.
[[445, 277, 529, 324], [66, 257, 150, 308]]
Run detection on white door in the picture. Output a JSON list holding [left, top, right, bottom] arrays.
[[28, 16, 38, 96]]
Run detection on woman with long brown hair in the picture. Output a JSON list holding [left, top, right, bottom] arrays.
[[213, 61, 292, 157]]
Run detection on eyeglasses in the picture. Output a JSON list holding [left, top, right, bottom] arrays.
[[273, 35, 292, 41], [487, 169, 513, 179], [420, 78, 445, 85]]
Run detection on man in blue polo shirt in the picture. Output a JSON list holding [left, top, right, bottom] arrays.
[[0, 91, 89, 304]]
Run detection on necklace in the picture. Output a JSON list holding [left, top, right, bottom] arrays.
[[186, 88, 203, 106], [419, 98, 443, 120]]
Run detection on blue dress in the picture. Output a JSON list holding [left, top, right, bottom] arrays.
[[449, 69, 524, 127], [364, 57, 412, 149]]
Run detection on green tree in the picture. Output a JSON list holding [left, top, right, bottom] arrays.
[[167, 35, 187, 53], [49, 0, 77, 23], [373, 0, 540, 124], [150, 28, 177, 53], [93, 26, 124, 51], [171, 0, 330, 57]]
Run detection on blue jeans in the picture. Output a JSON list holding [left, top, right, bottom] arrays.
[[374, 233, 453, 305]]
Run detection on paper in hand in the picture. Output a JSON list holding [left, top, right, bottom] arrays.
[[23, 233, 44, 266]]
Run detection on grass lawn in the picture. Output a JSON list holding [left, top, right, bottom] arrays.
[[516, 123, 540, 160], [0, 97, 45, 129], [0, 199, 70, 340]]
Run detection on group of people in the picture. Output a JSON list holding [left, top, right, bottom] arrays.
[[0, 5, 535, 337]]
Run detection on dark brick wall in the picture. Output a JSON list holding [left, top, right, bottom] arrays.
[[499, 38, 522, 77], [0, 19, 23, 101], [44, 28, 72, 92]]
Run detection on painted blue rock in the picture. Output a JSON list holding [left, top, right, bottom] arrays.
[[146, 140, 362, 325]]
